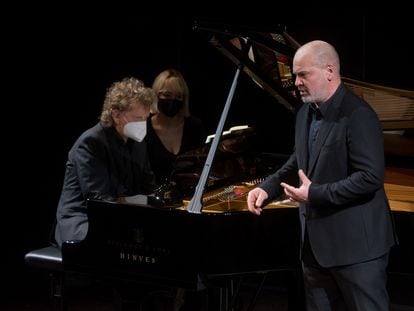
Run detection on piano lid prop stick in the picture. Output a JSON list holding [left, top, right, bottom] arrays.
[[187, 65, 243, 213]]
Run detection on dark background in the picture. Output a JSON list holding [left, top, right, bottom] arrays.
[[4, 11, 412, 303]]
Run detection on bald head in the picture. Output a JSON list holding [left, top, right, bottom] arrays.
[[295, 40, 340, 74]]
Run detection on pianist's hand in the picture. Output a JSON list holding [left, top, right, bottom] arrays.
[[247, 187, 268, 215], [280, 169, 311, 203]]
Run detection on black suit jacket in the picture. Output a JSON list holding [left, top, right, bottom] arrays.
[[260, 83, 397, 267], [54, 122, 155, 247]]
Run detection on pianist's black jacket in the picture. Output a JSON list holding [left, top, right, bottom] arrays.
[[54, 122, 155, 248]]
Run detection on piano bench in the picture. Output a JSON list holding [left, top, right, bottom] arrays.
[[25, 245, 64, 310], [25, 245, 63, 272]]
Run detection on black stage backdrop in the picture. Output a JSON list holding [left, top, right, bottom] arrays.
[[3, 12, 412, 301]]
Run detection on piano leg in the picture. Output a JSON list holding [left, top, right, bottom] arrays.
[[246, 273, 267, 310], [204, 270, 305, 311]]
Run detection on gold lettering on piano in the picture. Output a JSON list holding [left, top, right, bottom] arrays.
[[119, 252, 158, 264], [106, 239, 171, 255]]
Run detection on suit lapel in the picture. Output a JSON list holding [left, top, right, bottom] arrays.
[[296, 105, 311, 173]]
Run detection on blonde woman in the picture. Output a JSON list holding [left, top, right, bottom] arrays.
[[146, 68, 206, 185]]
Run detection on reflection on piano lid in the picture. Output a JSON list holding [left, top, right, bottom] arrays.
[[195, 21, 302, 112], [198, 21, 414, 130], [154, 125, 288, 207], [205, 124, 252, 144]]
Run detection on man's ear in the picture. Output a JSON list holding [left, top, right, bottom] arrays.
[[111, 109, 122, 125], [326, 64, 333, 81]]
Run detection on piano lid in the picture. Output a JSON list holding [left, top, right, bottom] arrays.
[[194, 21, 302, 112], [196, 21, 414, 130]]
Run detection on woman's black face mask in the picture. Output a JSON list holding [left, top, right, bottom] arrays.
[[158, 99, 184, 118]]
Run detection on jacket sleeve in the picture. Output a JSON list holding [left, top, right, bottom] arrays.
[[260, 152, 299, 203]]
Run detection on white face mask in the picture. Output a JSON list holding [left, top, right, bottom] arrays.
[[123, 120, 147, 142]]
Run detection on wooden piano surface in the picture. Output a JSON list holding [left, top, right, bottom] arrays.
[[181, 169, 414, 213], [385, 167, 414, 275], [343, 77, 414, 130], [385, 167, 414, 212]]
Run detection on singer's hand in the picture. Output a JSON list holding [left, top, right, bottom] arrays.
[[247, 188, 268, 215], [280, 170, 311, 203]]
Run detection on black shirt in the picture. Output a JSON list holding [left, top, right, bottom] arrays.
[[146, 115, 206, 185], [308, 102, 323, 157]]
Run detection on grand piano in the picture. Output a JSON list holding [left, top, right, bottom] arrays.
[[62, 22, 414, 309]]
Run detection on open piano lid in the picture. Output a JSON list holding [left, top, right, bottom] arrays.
[[194, 21, 303, 113], [196, 21, 414, 130]]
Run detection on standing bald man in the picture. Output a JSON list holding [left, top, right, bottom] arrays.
[[247, 40, 397, 310]]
